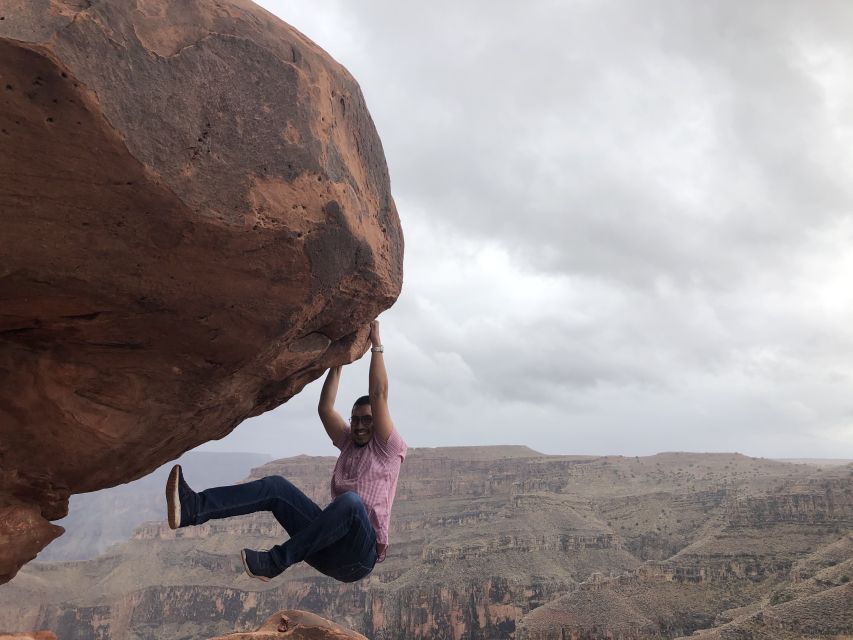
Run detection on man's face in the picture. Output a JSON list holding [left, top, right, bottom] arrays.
[[350, 404, 373, 446]]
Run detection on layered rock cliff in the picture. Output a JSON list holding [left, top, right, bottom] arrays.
[[516, 465, 853, 640], [0, 0, 403, 582], [1, 451, 848, 639]]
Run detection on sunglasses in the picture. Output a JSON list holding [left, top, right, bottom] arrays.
[[350, 415, 374, 427]]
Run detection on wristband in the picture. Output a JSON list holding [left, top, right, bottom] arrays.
[[371, 345, 384, 353]]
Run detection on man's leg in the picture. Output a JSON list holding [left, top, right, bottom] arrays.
[[243, 491, 376, 581], [169, 465, 321, 536], [195, 475, 322, 535], [306, 498, 378, 583], [270, 490, 376, 573]]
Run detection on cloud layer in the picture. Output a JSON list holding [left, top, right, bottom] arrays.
[[200, 0, 853, 459]]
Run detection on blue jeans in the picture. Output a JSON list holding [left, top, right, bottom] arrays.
[[193, 475, 377, 582]]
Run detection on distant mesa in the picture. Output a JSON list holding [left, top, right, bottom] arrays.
[[0, 0, 402, 583], [209, 610, 367, 639]]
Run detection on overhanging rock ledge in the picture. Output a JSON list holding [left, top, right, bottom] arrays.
[[0, 0, 403, 583]]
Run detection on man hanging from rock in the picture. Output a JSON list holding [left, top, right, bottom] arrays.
[[165, 320, 407, 582]]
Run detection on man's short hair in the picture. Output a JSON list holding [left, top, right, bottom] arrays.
[[353, 395, 371, 409]]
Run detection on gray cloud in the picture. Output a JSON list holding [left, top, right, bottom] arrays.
[[203, 0, 853, 459]]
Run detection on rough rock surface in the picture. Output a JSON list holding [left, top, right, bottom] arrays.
[[209, 610, 367, 639], [0, 0, 403, 583], [0, 633, 58, 640]]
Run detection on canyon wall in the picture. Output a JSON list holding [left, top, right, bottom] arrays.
[[1, 451, 849, 639]]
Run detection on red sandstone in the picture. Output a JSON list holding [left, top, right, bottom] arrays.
[[0, 0, 403, 582], [208, 610, 367, 639]]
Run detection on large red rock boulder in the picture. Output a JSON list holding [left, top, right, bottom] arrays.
[[0, 0, 403, 583]]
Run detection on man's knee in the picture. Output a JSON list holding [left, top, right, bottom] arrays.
[[260, 475, 290, 495], [336, 491, 363, 511]]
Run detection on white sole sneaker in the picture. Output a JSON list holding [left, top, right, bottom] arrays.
[[166, 464, 182, 530], [241, 549, 271, 582]]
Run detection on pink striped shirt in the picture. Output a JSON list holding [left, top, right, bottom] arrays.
[[331, 427, 407, 549]]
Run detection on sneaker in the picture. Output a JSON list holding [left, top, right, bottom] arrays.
[[166, 464, 196, 529], [241, 548, 282, 581]]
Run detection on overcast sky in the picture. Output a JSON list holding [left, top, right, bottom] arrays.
[[200, 0, 853, 460]]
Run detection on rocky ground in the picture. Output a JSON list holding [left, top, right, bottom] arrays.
[[209, 610, 367, 639], [0, 448, 850, 639]]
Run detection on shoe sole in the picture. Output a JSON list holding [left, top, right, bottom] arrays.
[[241, 549, 271, 582], [166, 464, 181, 530]]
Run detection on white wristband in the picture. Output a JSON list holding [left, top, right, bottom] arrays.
[[371, 345, 384, 353]]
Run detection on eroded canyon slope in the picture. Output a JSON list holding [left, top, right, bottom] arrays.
[[0, 0, 402, 583], [1, 449, 850, 639]]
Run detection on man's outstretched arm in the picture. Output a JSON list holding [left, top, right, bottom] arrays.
[[318, 366, 348, 444], [368, 320, 395, 443]]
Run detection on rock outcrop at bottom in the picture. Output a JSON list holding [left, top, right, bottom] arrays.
[[208, 611, 367, 640], [0, 0, 403, 583], [0, 506, 64, 583], [0, 633, 58, 640]]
